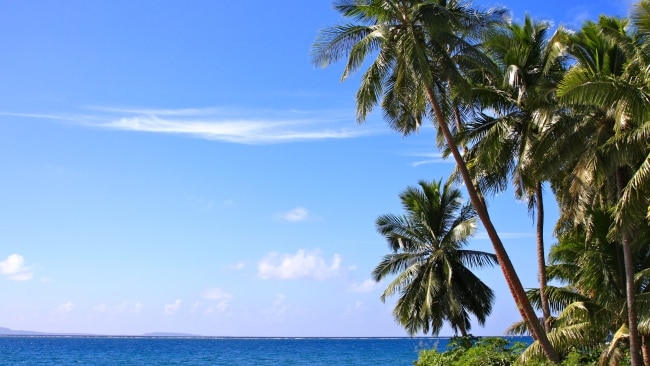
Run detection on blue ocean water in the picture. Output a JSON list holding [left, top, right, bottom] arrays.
[[0, 336, 532, 365]]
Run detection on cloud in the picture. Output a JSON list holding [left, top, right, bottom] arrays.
[[258, 249, 342, 280], [348, 279, 380, 293], [0, 254, 34, 281], [164, 299, 182, 315], [187, 289, 234, 315], [475, 232, 533, 240], [133, 302, 145, 313], [202, 288, 233, 300], [408, 152, 453, 167], [1, 107, 377, 145], [56, 302, 75, 313], [203, 288, 233, 312], [274, 207, 313, 222]]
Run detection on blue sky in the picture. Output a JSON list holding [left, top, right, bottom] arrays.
[[0, 0, 631, 337]]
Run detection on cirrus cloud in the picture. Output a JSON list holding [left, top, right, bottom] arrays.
[[0, 106, 377, 145]]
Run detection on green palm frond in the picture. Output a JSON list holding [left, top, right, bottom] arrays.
[[372, 178, 495, 335]]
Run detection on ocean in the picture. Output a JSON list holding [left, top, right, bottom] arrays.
[[0, 336, 532, 365]]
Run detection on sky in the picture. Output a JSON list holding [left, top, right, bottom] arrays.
[[0, 0, 632, 337]]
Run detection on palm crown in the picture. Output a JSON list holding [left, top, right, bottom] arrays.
[[372, 179, 497, 336]]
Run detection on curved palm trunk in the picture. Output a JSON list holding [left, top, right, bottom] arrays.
[[424, 86, 560, 363], [535, 182, 552, 333], [616, 168, 643, 366], [642, 336, 650, 366], [452, 102, 465, 154], [458, 321, 468, 337]]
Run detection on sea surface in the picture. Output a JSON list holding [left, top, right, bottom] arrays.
[[0, 336, 532, 365]]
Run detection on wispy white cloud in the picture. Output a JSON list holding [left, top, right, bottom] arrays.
[[348, 279, 380, 293], [258, 249, 342, 280], [274, 207, 315, 222], [164, 299, 182, 315], [475, 232, 534, 240], [0, 254, 33, 281], [407, 152, 453, 167], [201, 288, 233, 313], [56, 302, 75, 313], [202, 288, 233, 300], [0, 106, 378, 144]]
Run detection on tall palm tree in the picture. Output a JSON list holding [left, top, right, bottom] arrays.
[[372, 179, 497, 336], [509, 207, 650, 365], [551, 11, 650, 364], [458, 15, 567, 332], [311, 1, 560, 361]]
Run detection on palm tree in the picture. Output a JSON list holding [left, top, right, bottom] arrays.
[[509, 207, 650, 365], [458, 15, 567, 333], [372, 179, 497, 336], [551, 11, 650, 364], [311, 1, 560, 361]]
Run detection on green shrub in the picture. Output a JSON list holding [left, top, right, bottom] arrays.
[[414, 349, 447, 366], [414, 336, 524, 366], [413, 337, 632, 366]]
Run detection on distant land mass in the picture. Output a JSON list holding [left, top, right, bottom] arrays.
[[0, 327, 47, 336], [0, 327, 199, 337]]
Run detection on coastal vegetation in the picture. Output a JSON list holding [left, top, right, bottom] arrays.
[[313, 0, 650, 364], [371, 179, 497, 337]]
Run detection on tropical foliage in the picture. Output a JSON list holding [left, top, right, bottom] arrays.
[[311, 1, 560, 361], [313, 0, 650, 364], [414, 336, 528, 366], [372, 179, 497, 336]]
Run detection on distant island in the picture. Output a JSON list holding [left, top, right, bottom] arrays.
[[0, 327, 47, 336], [0, 327, 198, 337]]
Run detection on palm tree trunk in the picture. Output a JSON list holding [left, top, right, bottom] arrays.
[[424, 85, 560, 364], [535, 182, 552, 333], [642, 336, 650, 366], [459, 321, 468, 337], [452, 103, 465, 154], [616, 167, 642, 366]]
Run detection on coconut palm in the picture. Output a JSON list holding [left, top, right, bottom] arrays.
[[509, 207, 650, 365], [551, 12, 650, 364], [458, 15, 567, 332], [311, 1, 560, 361], [372, 179, 497, 336]]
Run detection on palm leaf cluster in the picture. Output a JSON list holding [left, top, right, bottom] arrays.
[[313, 0, 650, 364], [371, 179, 497, 336]]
